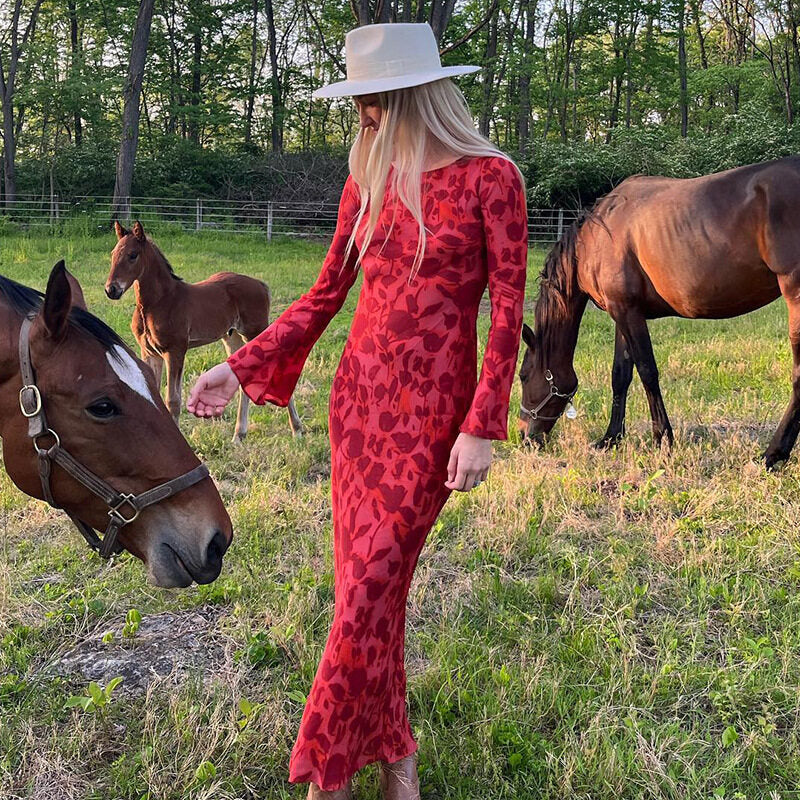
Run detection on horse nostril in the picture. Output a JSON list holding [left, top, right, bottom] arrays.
[[106, 284, 121, 300], [205, 529, 229, 568]]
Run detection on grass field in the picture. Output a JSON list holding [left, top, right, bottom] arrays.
[[1, 225, 800, 800]]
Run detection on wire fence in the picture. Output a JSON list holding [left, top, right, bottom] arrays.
[[0, 194, 581, 245]]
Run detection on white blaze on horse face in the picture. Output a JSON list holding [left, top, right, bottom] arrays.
[[107, 346, 157, 406]]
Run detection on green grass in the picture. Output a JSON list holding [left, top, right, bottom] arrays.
[[1, 226, 800, 799]]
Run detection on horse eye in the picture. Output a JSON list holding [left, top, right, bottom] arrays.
[[86, 399, 119, 419], [128, 251, 138, 261]]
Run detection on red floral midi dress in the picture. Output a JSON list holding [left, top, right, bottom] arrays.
[[227, 155, 528, 791]]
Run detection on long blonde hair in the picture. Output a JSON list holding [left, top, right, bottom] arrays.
[[345, 78, 522, 279]]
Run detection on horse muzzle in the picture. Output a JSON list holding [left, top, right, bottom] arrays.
[[148, 526, 232, 588], [105, 282, 126, 300]]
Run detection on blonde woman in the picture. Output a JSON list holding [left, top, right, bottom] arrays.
[[187, 22, 528, 800]]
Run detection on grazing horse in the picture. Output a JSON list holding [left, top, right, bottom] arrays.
[[518, 156, 800, 469], [0, 261, 233, 587], [106, 221, 303, 441]]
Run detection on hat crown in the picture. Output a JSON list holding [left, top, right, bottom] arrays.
[[345, 23, 442, 84]]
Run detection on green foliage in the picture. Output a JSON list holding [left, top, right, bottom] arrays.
[[2, 232, 800, 797], [122, 608, 142, 638], [64, 677, 124, 714], [7, 0, 800, 211]]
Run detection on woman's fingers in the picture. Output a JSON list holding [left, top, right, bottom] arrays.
[[445, 463, 478, 491], [445, 463, 490, 492], [445, 434, 492, 491], [446, 446, 459, 484], [187, 363, 239, 418]]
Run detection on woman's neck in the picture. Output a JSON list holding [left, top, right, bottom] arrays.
[[422, 139, 460, 171]]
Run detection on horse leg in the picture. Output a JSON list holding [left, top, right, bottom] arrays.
[[236, 330, 304, 438], [764, 276, 800, 469], [222, 333, 249, 442], [595, 323, 635, 448], [143, 352, 164, 390], [616, 312, 674, 447], [286, 397, 304, 437], [163, 349, 186, 423]]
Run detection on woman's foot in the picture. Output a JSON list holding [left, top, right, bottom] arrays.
[[379, 754, 420, 800], [306, 780, 353, 800]]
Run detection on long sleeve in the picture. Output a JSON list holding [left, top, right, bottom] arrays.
[[459, 157, 528, 440], [227, 176, 362, 406]]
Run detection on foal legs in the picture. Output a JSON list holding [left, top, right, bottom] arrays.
[[764, 276, 800, 469], [163, 349, 186, 423], [595, 323, 635, 448], [222, 332, 251, 442], [232, 330, 304, 440], [144, 354, 163, 389], [614, 311, 674, 447]]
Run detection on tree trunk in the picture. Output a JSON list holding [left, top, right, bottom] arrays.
[[1, 98, 17, 206], [0, 0, 44, 207], [678, 0, 688, 137], [244, 0, 258, 145], [352, 0, 370, 25], [479, 10, 497, 137], [67, 0, 82, 147], [517, 0, 537, 151], [189, 23, 202, 144], [265, 0, 283, 152], [112, 0, 155, 218]]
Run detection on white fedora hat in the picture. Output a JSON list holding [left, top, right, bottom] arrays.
[[312, 23, 480, 99]]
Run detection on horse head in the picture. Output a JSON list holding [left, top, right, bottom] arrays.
[[106, 220, 148, 300], [518, 322, 578, 443], [0, 261, 233, 587]]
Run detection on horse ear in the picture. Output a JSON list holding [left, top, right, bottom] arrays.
[[114, 220, 128, 240], [132, 220, 145, 241], [42, 260, 72, 341], [522, 322, 537, 350], [65, 268, 88, 311]]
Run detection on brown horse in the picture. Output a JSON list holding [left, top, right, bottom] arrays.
[[0, 261, 233, 587], [106, 221, 302, 441], [519, 156, 800, 469]]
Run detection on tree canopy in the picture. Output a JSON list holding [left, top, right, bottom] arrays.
[[2, 0, 800, 207]]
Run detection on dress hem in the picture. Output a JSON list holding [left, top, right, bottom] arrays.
[[288, 739, 419, 791]]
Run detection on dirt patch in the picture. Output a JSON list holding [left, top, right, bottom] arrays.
[[44, 606, 229, 694]]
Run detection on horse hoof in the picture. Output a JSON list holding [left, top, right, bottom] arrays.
[[763, 452, 785, 471], [594, 435, 620, 450], [233, 432, 247, 443], [654, 430, 674, 449]]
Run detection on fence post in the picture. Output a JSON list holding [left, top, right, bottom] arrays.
[[196, 198, 202, 231], [267, 201, 273, 241], [557, 208, 564, 240]]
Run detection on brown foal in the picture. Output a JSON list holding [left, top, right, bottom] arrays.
[[107, 221, 303, 441], [0, 261, 232, 587], [519, 156, 800, 469]]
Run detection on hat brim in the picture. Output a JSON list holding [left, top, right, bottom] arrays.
[[312, 65, 480, 99]]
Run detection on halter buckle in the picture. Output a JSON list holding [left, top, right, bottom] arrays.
[[19, 385, 42, 418], [108, 493, 140, 525]]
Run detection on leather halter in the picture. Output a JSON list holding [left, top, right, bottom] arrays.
[[520, 370, 577, 422], [17, 314, 209, 559]]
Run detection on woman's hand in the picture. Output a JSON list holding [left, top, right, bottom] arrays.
[[445, 432, 492, 492], [186, 362, 240, 418]]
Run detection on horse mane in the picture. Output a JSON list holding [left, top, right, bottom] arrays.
[[534, 210, 592, 337], [147, 239, 184, 281], [0, 275, 126, 351]]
